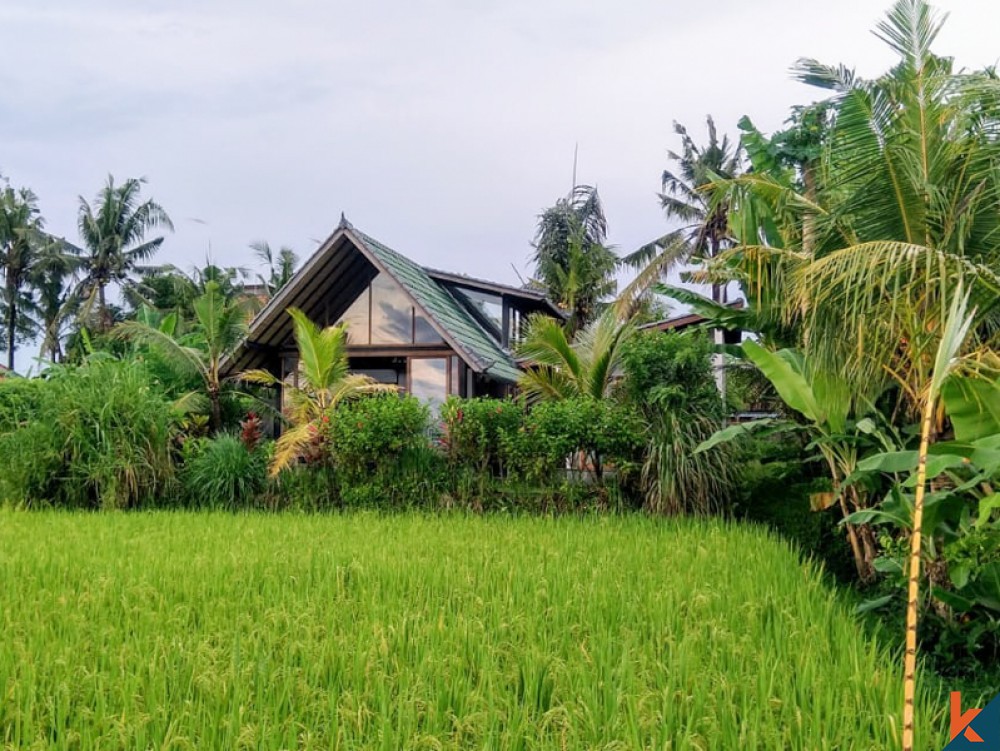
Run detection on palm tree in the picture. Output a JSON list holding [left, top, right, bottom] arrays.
[[114, 281, 248, 432], [33, 237, 81, 362], [76, 176, 173, 333], [617, 117, 743, 316], [711, 2, 1000, 745], [251, 241, 298, 298], [532, 185, 618, 333], [515, 310, 635, 402], [241, 308, 395, 475], [0, 181, 44, 371]]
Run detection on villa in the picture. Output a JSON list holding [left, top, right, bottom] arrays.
[[222, 216, 562, 410]]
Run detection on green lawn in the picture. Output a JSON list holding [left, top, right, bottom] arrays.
[[0, 512, 946, 749]]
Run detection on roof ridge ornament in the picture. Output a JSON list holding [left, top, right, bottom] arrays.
[[337, 212, 353, 230]]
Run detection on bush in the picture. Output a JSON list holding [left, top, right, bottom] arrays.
[[182, 435, 267, 510], [441, 397, 522, 474], [735, 434, 856, 581], [504, 397, 643, 487], [326, 395, 430, 483], [620, 330, 723, 416], [0, 356, 178, 509]]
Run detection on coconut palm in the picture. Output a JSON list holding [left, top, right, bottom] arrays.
[[532, 185, 618, 332], [76, 176, 173, 332], [515, 310, 635, 403], [240, 308, 395, 475], [33, 237, 82, 362], [0, 181, 44, 370], [617, 117, 743, 316], [715, 2, 1000, 744], [251, 241, 299, 299], [115, 281, 248, 432]]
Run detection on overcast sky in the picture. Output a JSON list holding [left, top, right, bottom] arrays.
[[3, 0, 1000, 368]]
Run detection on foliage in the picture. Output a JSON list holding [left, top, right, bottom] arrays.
[[503, 397, 642, 485], [181, 434, 267, 510], [75, 175, 173, 333], [532, 185, 618, 331], [617, 116, 743, 316], [242, 308, 396, 475], [326, 394, 430, 483], [251, 241, 299, 299], [0, 356, 177, 509], [516, 311, 635, 402], [621, 331, 735, 514], [0, 178, 44, 370], [441, 397, 523, 474], [115, 280, 250, 432], [0, 511, 950, 749], [620, 330, 722, 416]]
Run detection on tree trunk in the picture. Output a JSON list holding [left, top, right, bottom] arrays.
[[901, 395, 937, 751], [6, 294, 15, 372], [209, 386, 222, 435], [825, 453, 871, 582], [97, 282, 109, 334]]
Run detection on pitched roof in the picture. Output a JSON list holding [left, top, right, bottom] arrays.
[[349, 228, 522, 382], [224, 221, 531, 383], [423, 267, 564, 317]]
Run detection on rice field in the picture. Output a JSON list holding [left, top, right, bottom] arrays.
[[0, 512, 946, 749]]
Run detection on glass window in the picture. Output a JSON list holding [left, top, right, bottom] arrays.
[[337, 287, 370, 345], [450, 356, 462, 396], [371, 273, 414, 344], [414, 311, 442, 344], [455, 287, 503, 336], [410, 358, 448, 413], [354, 367, 405, 387]]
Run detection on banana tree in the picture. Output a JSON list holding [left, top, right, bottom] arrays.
[[697, 339, 894, 581]]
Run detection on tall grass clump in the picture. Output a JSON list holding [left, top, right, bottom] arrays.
[[0, 511, 950, 749], [182, 434, 266, 509], [0, 356, 177, 508], [621, 331, 737, 514]]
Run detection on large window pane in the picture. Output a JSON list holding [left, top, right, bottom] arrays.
[[371, 273, 414, 344], [410, 358, 448, 413], [414, 312, 442, 344], [456, 287, 502, 337], [337, 287, 370, 345]]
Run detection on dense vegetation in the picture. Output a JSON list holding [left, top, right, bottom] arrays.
[[0, 512, 951, 750], [1, 1, 999, 746]]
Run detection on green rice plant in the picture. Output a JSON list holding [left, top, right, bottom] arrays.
[[182, 434, 266, 509], [0, 511, 954, 749]]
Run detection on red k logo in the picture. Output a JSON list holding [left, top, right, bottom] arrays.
[[952, 692, 985, 743]]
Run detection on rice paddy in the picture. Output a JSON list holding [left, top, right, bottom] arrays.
[[0, 512, 946, 749]]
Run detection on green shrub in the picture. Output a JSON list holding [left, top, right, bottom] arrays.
[[504, 398, 642, 487], [0, 377, 45, 433], [326, 395, 430, 483], [0, 357, 177, 509], [441, 397, 522, 474], [736, 435, 856, 581], [620, 330, 723, 416], [182, 435, 267, 510], [337, 443, 448, 509]]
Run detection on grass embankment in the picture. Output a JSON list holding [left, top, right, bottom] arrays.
[[0, 512, 946, 749]]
